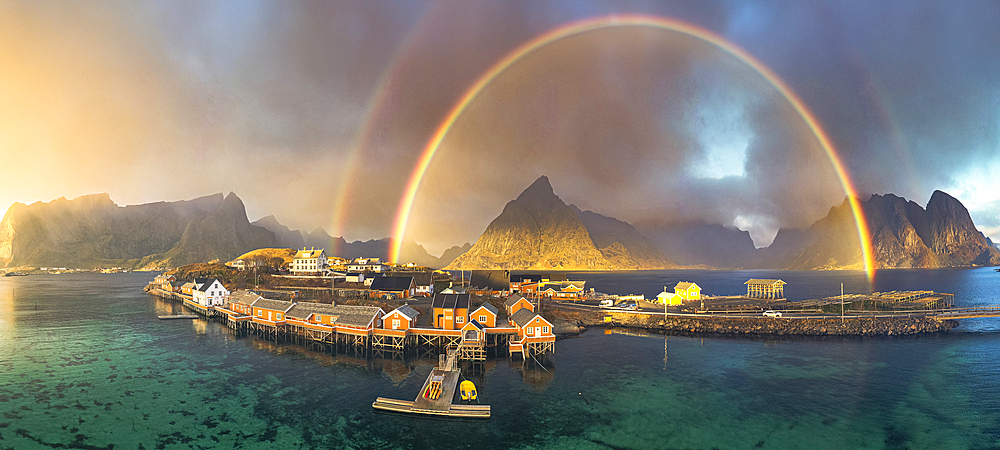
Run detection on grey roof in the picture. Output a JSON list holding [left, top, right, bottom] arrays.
[[510, 308, 538, 328], [472, 302, 498, 316], [251, 297, 295, 312], [229, 290, 262, 306], [388, 304, 420, 321], [286, 302, 338, 320], [469, 270, 510, 291], [330, 304, 383, 327], [369, 276, 414, 292], [504, 294, 528, 308], [196, 279, 220, 292], [193, 277, 211, 286], [432, 293, 470, 309], [465, 319, 485, 330], [390, 271, 432, 286]]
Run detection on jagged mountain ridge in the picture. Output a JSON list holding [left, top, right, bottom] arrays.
[[0, 193, 277, 269], [446, 176, 673, 270]]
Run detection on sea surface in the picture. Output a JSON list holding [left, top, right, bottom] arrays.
[[2, 269, 1000, 449]]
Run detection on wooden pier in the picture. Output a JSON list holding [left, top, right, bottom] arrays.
[[158, 315, 198, 320], [372, 349, 490, 418]]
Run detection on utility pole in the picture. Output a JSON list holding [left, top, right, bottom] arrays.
[[841, 282, 844, 322]]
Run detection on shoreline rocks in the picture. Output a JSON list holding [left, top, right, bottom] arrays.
[[552, 309, 959, 336]]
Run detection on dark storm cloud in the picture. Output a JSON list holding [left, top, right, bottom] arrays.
[[2, 0, 997, 255]]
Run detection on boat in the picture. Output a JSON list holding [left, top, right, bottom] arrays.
[[4, 272, 28, 277], [460, 380, 477, 402]]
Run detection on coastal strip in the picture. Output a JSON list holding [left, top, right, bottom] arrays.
[[597, 311, 959, 336]]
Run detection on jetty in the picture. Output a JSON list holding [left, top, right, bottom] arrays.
[[158, 315, 198, 320], [372, 348, 490, 418]]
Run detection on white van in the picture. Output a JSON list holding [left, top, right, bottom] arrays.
[[600, 299, 614, 307]]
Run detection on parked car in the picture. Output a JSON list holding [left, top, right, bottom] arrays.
[[763, 310, 782, 318], [621, 302, 638, 311], [600, 299, 614, 307]]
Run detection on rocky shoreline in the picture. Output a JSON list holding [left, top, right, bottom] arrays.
[[550, 309, 959, 337]]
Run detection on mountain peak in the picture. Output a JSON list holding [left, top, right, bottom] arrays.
[[516, 176, 555, 201]]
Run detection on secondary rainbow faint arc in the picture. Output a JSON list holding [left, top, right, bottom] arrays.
[[390, 14, 875, 278]]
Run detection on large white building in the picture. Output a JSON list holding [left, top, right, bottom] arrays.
[[291, 248, 329, 275], [193, 279, 229, 306]]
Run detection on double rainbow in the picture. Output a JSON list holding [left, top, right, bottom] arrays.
[[389, 14, 875, 279]]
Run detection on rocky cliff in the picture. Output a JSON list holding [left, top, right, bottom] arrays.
[[447, 176, 673, 270], [0, 193, 277, 269], [769, 190, 1000, 269]]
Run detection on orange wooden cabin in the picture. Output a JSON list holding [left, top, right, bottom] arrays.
[[251, 297, 294, 324], [469, 303, 498, 328], [383, 304, 420, 331], [504, 295, 534, 323], [226, 290, 260, 316], [432, 293, 470, 330], [510, 308, 555, 343]]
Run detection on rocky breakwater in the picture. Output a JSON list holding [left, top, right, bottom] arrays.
[[605, 312, 959, 336]]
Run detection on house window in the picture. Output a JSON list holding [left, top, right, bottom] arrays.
[[316, 315, 321, 322], [526, 327, 534, 336], [456, 316, 464, 324], [277, 314, 282, 320], [392, 319, 400, 329], [257, 310, 262, 317], [543, 326, 549, 334], [479, 315, 487, 323]]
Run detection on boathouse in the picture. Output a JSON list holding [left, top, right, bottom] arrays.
[[193, 279, 229, 307], [432, 293, 470, 330], [370, 276, 416, 299], [470, 303, 498, 328], [383, 304, 420, 331], [251, 297, 294, 324], [153, 274, 176, 291], [180, 281, 197, 296], [504, 294, 534, 320], [390, 272, 434, 297], [509, 308, 555, 357], [745, 279, 786, 299], [286, 302, 339, 327], [674, 282, 702, 301], [225, 290, 259, 316]]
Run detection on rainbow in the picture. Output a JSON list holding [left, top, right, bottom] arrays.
[[390, 14, 875, 279]]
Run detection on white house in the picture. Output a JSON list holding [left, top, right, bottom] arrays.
[[347, 257, 385, 273], [346, 273, 365, 283], [193, 279, 229, 307], [291, 248, 329, 275]]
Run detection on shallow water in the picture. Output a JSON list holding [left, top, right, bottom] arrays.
[[2, 270, 1000, 449]]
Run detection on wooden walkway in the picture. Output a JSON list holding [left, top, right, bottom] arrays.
[[372, 349, 490, 419]]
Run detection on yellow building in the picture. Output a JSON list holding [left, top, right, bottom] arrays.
[[674, 282, 701, 301], [656, 291, 683, 306]]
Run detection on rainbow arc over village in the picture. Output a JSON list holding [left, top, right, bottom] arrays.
[[387, 14, 876, 279]]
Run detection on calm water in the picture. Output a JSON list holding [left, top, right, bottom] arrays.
[[3, 270, 1000, 449]]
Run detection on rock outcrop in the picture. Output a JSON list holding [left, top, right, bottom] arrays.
[[0, 193, 277, 269], [447, 176, 674, 270]]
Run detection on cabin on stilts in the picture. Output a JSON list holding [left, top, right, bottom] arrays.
[[374, 304, 419, 349], [745, 279, 786, 299], [508, 308, 555, 358]]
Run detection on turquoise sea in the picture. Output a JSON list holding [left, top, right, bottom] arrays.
[[3, 269, 1000, 449]]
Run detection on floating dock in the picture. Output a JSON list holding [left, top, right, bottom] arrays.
[[372, 349, 490, 419], [158, 315, 198, 320]]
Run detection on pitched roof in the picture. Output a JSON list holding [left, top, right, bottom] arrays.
[[674, 281, 699, 290], [181, 281, 197, 289], [369, 276, 414, 292], [745, 279, 786, 286], [196, 279, 222, 292], [463, 319, 485, 331], [193, 277, 211, 286], [294, 248, 325, 260], [229, 290, 262, 306], [431, 293, 470, 309], [388, 304, 420, 321], [389, 271, 433, 286], [510, 308, 538, 328], [251, 297, 294, 312], [471, 302, 498, 316], [504, 294, 529, 308], [286, 302, 338, 320], [469, 270, 510, 291], [329, 304, 383, 327]]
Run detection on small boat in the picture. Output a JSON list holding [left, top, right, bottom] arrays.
[[4, 272, 27, 277], [460, 380, 477, 402]]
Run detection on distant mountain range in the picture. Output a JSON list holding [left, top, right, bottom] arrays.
[[2, 179, 996, 270], [0, 193, 276, 269], [446, 176, 1000, 270]]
